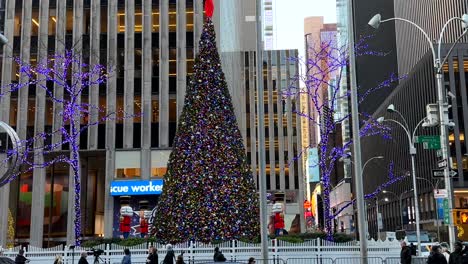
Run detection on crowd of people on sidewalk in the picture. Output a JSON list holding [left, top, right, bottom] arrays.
[[400, 241, 468, 264]]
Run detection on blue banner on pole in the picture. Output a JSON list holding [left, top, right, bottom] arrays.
[[307, 148, 320, 183], [437, 198, 444, 220]]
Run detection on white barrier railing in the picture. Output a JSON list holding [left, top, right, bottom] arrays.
[[0, 238, 401, 264]]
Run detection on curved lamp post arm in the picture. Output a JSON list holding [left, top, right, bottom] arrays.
[[383, 118, 412, 145], [439, 29, 468, 70], [415, 176, 435, 190], [437, 17, 467, 66], [381, 17, 436, 63], [383, 190, 399, 201], [416, 176, 441, 190], [392, 108, 411, 133], [362, 156, 384, 172], [412, 117, 429, 140]]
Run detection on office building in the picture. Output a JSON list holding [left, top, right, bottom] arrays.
[[357, 0, 468, 240], [0, 0, 304, 247]]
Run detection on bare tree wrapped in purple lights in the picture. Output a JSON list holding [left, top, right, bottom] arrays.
[[285, 37, 407, 239], [151, 13, 259, 243], [0, 50, 129, 246]]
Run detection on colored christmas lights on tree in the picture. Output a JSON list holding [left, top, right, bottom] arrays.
[[151, 16, 259, 243]]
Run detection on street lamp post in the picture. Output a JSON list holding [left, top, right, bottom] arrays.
[[375, 197, 388, 240], [416, 177, 442, 242], [377, 105, 428, 256], [383, 189, 414, 231], [341, 155, 384, 242], [347, 0, 367, 262], [369, 13, 468, 250], [255, 0, 268, 261]]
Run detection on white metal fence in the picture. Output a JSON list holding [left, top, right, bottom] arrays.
[[0, 239, 402, 264]]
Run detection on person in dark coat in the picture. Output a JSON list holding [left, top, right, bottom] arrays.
[[163, 244, 176, 264], [213, 247, 226, 262], [176, 253, 185, 264], [410, 243, 417, 256], [400, 242, 412, 264], [121, 249, 131, 264], [146, 246, 158, 264], [78, 252, 89, 264], [449, 241, 464, 264], [428, 245, 448, 264], [14, 250, 28, 264]]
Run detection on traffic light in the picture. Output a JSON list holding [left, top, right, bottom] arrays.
[[461, 212, 468, 224]]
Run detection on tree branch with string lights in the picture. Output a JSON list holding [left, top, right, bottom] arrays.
[[285, 36, 407, 240], [0, 50, 134, 246]]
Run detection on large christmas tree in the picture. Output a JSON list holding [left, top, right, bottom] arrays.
[[151, 2, 260, 243]]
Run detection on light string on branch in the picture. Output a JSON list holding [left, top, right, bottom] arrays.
[[284, 35, 406, 240], [0, 50, 138, 246]]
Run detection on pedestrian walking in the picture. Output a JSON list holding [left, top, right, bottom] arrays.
[[176, 253, 185, 264], [78, 252, 88, 264], [163, 244, 176, 264], [121, 249, 131, 264], [441, 242, 451, 263], [427, 245, 448, 264], [410, 243, 417, 256], [449, 241, 464, 264], [400, 241, 412, 264], [213, 247, 226, 262], [248, 257, 256, 264], [54, 255, 63, 264], [146, 246, 158, 264], [14, 249, 29, 264]]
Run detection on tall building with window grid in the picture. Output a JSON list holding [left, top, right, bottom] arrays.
[[0, 0, 304, 247]]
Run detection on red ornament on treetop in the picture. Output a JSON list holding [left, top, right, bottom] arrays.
[[205, 0, 214, 18]]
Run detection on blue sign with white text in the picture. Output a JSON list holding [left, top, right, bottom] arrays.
[[110, 180, 164, 196], [437, 198, 444, 220]]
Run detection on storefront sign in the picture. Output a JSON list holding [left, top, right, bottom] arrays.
[[110, 180, 164, 196]]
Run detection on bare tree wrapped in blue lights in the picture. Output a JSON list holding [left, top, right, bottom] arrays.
[[285, 37, 407, 239], [0, 50, 130, 246]]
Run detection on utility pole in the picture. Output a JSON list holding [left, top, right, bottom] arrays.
[[255, 0, 269, 261], [347, 0, 368, 263]]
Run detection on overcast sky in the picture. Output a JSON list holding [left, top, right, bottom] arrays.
[[274, 0, 337, 51]]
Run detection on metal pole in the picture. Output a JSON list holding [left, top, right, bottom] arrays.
[[347, 0, 368, 263], [436, 71, 456, 249], [435, 197, 441, 241], [410, 154, 422, 256], [255, 0, 269, 261], [399, 194, 404, 230], [376, 199, 380, 240]]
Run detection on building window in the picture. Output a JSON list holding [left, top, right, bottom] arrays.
[[115, 151, 141, 178]]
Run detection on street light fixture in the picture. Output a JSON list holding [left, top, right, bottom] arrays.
[[462, 14, 468, 29], [377, 105, 428, 256], [370, 13, 468, 250], [0, 34, 7, 46], [368, 14, 382, 29]]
